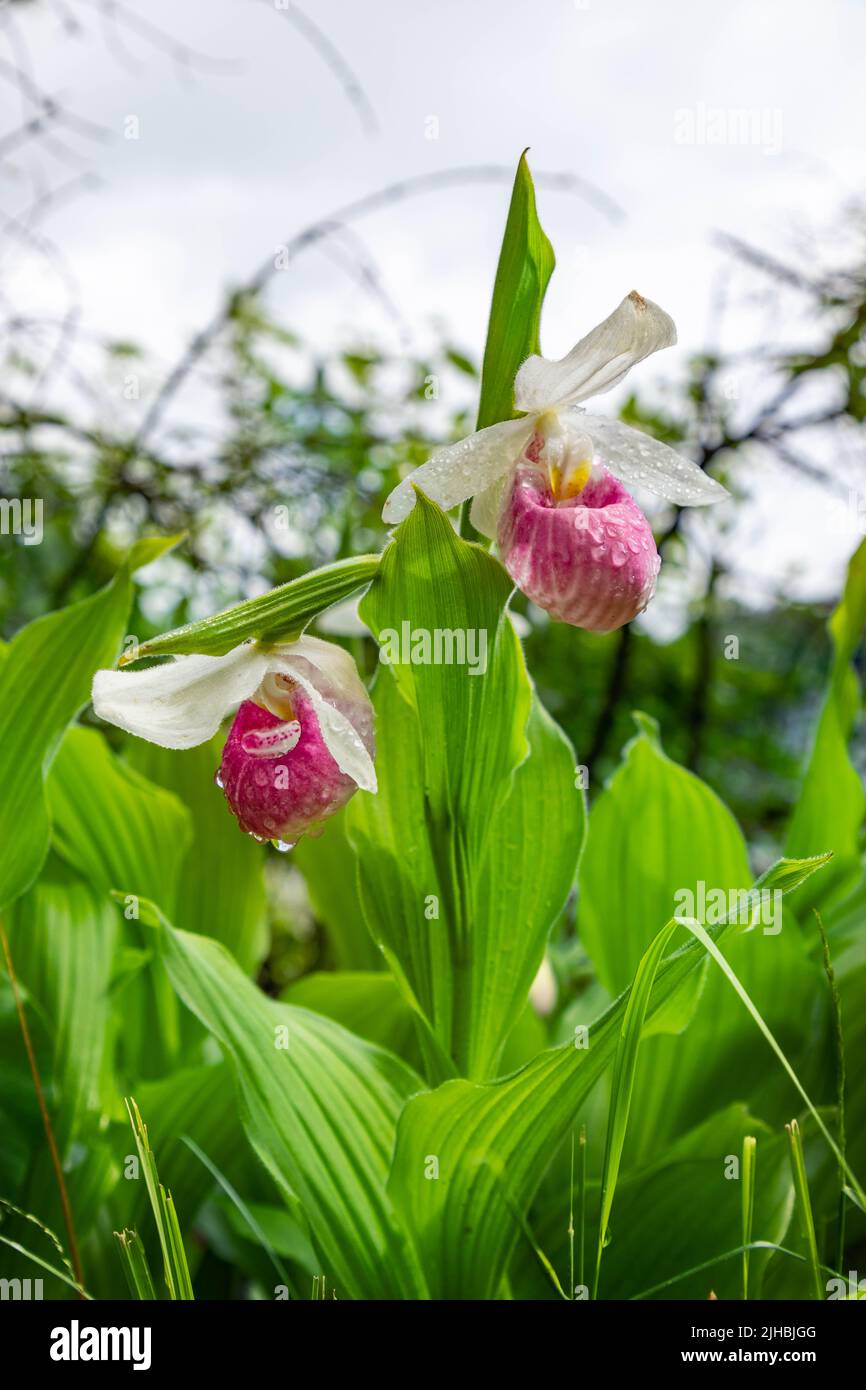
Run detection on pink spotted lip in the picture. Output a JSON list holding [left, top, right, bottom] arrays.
[[497, 458, 661, 633], [218, 680, 374, 847]]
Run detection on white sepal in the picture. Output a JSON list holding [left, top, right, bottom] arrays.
[[382, 416, 535, 525], [578, 413, 728, 505], [514, 291, 676, 413], [91, 644, 268, 750]]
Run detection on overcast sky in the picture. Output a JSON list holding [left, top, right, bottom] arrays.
[[6, 0, 866, 602]]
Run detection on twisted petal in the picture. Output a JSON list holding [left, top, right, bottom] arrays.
[[514, 291, 676, 412], [269, 635, 377, 793], [91, 643, 269, 750], [581, 413, 728, 505], [469, 475, 510, 540], [382, 417, 535, 525]]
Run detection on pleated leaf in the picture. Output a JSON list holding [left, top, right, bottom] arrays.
[[349, 492, 584, 1078], [386, 854, 830, 1299], [143, 900, 430, 1299]]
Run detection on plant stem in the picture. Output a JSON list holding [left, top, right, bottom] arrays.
[[0, 916, 85, 1294]]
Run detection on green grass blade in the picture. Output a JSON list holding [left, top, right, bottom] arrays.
[[741, 1135, 757, 1300], [114, 1229, 157, 1300], [786, 1119, 824, 1300], [125, 1096, 194, 1300], [0, 1234, 90, 1298], [181, 1135, 290, 1286], [682, 917, 866, 1209], [815, 909, 848, 1269]]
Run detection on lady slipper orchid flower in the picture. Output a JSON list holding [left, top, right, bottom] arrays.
[[383, 291, 728, 632], [91, 634, 376, 849]]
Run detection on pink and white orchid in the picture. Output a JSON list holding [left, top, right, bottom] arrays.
[[92, 634, 376, 848], [383, 291, 728, 632]]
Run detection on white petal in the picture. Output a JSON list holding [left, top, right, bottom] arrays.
[[581, 413, 729, 506], [382, 417, 535, 524], [315, 597, 370, 637], [469, 475, 509, 540], [91, 644, 268, 750], [270, 635, 377, 793], [514, 291, 676, 412]]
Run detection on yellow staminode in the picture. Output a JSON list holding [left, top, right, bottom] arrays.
[[550, 456, 592, 502]]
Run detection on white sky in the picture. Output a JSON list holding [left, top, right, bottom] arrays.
[[5, 0, 866, 603]]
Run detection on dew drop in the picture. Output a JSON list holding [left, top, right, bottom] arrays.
[[214, 769, 224, 789], [272, 839, 296, 853]]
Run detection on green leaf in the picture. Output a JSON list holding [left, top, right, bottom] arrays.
[[6, 857, 117, 1153], [126, 735, 268, 976], [786, 537, 866, 901], [292, 812, 382, 972], [476, 151, 554, 431], [47, 727, 192, 910], [129, 554, 380, 660], [46, 725, 194, 1076], [349, 493, 584, 1078], [385, 854, 830, 1299], [581, 719, 825, 1161], [281, 971, 419, 1065], [0, 572, 133, 909], [143, 899, 429, 1299], [126, 532, 187, 573], [579, 713, 750, 999]]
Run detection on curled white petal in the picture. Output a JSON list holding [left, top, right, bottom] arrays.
[[469, 475, 509, 540], [269, 634, 377, 793], [514, 291, 676, 412], [382, 417, 535, 525], [581, 413, 728, 506], [91, 643, 268, 750]]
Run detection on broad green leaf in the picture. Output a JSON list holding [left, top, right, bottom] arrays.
[[786, 536, 866, 901], [6, 857, 117, 1153], [476, 151, 554, 431], [126, 735, 267, 976], [349, 493, 584, 1078], [293, 812, 382, 971], [579, 713, 750, 997], [47, 727, 191, 910], [46, 725, 193, 1075], [281, 971, 419, 1066], [580, 717, 824, 1161], [0, 572, 133, 909], [129, 554, 380, 660], [386, 855, 830, 1299], [143, 899, 429, 1299]]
